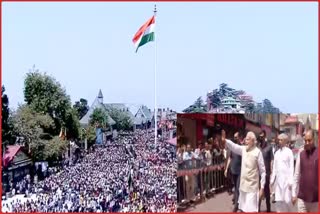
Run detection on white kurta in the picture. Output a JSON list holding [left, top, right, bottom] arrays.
[[226, 140, 266, 212], [270, 147, 294, 212]]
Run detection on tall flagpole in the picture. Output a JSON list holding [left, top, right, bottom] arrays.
[[154, 4, 157, 142]]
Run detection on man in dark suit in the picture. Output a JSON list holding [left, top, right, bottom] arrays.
[[258, 130, 273, 212], [225, 132, 242, 212]]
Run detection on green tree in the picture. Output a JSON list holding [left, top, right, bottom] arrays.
[[262, 99, 274, 113], [90, 108, 109, 127], [108, 108, 133, 131], [81, 126, 95, 142], [44, 136, 68, 161], [217, 83, 238, 98], [182, 83, 281, 114], [245, 103, 256, 112], [12, 105, 69, 162], [182, 105, 194, 113], [232, 90, 246, 96], [64, 108, 81, 140], [218, 83, 229, 97], [2, 85, 14, 145], [194, 97, 205, 109], [183, 97, 207, 113], [23, 70, 80, 139], [210, 89, 222, 108], [80, 126, 97, 146], [12, 105, 55, 161], [73, 98, 89, 119]]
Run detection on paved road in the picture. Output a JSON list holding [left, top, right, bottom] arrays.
[[184, 192, 298, 212]]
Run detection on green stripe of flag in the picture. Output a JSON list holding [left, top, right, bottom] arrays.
[[136, 32, 155, 53]]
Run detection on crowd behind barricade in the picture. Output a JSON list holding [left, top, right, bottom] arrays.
[[177, 134, 232, 206], [2, 129, 176, 213]]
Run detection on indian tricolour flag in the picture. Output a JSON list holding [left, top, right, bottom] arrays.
[[132, 15, 155, 52]]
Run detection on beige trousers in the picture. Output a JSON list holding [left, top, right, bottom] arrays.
[[275, 201, 294, 212]]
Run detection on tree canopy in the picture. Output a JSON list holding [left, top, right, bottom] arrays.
[[10, 69, 81, 162], [2, 85, 14, 145], [23, 71, 80, 139], [80, 126, 96, 145], [108, 108, 133, 131], [183, 83, 280, 113], [183, 97, 207, 113], [12, 105, 56, 161], [73, 98, 89, 119], [90, 108, 109, 128]]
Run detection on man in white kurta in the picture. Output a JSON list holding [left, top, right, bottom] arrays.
[[222, 130, 266, 212], [270, 133, 294, 212]]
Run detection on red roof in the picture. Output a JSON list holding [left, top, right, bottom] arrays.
[[3, 145, 21, 167], [285, 116, 299, 124]]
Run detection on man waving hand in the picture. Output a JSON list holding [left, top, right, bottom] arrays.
[[221, 130, 266, 212]]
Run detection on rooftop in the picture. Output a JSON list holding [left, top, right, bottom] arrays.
[[79, 97, 116, 126], [81, 90, 153, 126], [3, 145, 21, 167]]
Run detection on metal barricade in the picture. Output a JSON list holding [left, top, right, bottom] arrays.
[[177, 153, 228, 207]]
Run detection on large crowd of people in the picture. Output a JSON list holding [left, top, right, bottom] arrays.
[[2, 129, 177, 213]]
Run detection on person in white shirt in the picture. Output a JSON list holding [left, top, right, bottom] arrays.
[[194, 143, 202, 158], [183, 144, 197, 201], [221, 130, 266, 212], [183, 144, 196, 161], [204, 142, 212, 194], [204, 142, 212, 166], [270, 133, 294, 212]]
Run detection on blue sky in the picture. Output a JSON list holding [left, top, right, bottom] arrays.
[[2, 2, 318, 113]]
